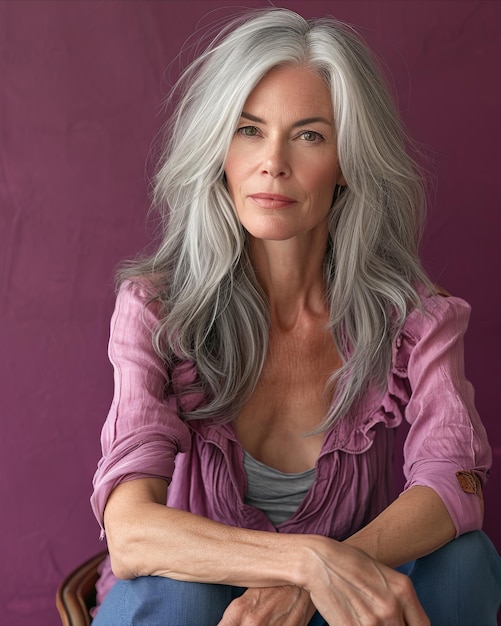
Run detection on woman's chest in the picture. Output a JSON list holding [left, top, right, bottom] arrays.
[[233, 327, 342, 472]]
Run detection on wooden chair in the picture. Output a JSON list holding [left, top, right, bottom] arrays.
[[56, 551, 108, 626]]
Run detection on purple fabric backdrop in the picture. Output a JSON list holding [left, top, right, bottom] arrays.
[[1, 2, 499, 624]]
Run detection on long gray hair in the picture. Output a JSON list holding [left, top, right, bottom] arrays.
[[120, 8, 432, 429]]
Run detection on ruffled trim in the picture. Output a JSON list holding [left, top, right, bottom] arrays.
[[325, 384, 402, 455], [323, 291, 471, 457]]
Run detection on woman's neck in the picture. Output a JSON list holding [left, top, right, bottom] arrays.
[[248, 234, 330, 331]]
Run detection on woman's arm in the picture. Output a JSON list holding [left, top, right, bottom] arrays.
[[219, 486, 457, 625], [104, 477, 429, 625], [343, 485, 458, 567], [341, 294, 488, 567], [104, 477, 301, 585]]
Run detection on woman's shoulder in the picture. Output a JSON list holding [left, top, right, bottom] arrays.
[[117, 272, 166, 303], [403, 283, 472, 340], [389, 284, 473, 379], [110, 273, 169, 339]]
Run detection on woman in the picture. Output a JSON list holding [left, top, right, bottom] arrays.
[[91, 8, 500, 625]]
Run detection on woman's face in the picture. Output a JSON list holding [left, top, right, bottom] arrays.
[[224, 64, 344, 243]]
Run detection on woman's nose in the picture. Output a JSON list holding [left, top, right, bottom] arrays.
[[261, 140, 290, 178]]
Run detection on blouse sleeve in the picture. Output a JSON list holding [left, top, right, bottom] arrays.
[[396, 292, 491, 537], [90, 279, 191, 534]]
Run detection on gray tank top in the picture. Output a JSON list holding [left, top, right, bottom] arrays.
[[243, 450, 316, 526]]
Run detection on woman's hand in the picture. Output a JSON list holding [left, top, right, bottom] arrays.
[[218, 585, 315, 626], [300, 537, 430, 625]]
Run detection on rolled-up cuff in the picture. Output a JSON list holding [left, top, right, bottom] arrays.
[[91, 431, 186, 535], [403, 460, 486, 537]]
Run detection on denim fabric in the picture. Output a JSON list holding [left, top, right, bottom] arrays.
[[93, 531, 501, 625]]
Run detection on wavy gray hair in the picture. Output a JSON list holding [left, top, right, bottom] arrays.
[[121, 8, 431, 429]]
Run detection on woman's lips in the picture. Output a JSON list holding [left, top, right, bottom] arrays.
[[249, 193, 297, 209]]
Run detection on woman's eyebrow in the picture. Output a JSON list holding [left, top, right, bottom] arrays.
[[240, 111, 333, 127]]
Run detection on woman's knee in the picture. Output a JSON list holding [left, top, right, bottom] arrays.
[[93, 576, 244, 626], [410, 531, 501, 625], [430, 531, 501, 579]]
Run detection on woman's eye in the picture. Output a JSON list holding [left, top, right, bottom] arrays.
[[237, 126, 259, 137], [300, 131, 323, 143]]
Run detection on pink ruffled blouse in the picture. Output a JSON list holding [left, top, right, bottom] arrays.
[[90, 279, 491, 603]]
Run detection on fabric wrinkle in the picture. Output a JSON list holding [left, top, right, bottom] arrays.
[[90, 280, 492, 602]]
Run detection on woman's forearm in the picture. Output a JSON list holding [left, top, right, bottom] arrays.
[[104, 477, 305, 587], [342, 485, 459, 568], [104, 478, 430, 624]]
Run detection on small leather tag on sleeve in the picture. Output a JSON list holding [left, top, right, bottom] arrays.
[[456, 471, 480, 494]]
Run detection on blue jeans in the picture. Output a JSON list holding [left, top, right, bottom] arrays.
[[93, 531, 501, 625]]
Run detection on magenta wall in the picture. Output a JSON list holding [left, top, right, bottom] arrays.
[[1, 2, 499, 624]]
